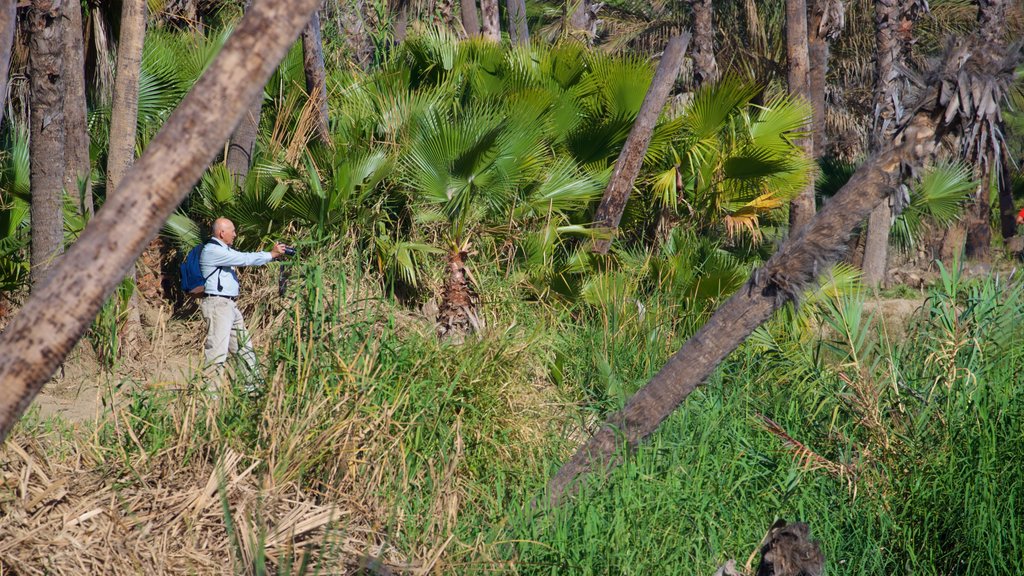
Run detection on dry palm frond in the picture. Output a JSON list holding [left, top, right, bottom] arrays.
[[758, 414, 856, 482]]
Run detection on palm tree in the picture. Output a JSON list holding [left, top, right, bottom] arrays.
[[28, 0, 67, 289], [507, 0, 529, 46], [564, 0, 598, 44], [107, 0, 148, 357], [0, 0, 326, 443], [302, 5, 331, 144], [808, 0, 845, 155], [687, 0, 719, 86], [63, 0, 93, 218], [786, 0, 815, 236], [480, 0, 499, 41], [861, 0, 924, 287], [227, 1, 263, 184], [545, 36, 1024, 506], [461, 0, 480, 36], [963, 0, 1015, 259]]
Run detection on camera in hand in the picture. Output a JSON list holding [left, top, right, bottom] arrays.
[[283, 246, 296, 257]]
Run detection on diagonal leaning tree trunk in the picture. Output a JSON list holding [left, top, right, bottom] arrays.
[[591, 33, 691, 255], [546, 38, 1023, 506], [0, 0, 326, 443]]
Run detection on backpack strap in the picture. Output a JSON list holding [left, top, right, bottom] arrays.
[[202, 238, 230, 293]]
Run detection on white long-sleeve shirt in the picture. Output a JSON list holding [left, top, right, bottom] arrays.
[[200, 238, 273, 297]]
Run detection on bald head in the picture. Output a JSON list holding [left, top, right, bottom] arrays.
[[212, 218, 237, 245]]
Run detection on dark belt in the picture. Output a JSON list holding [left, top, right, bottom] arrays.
[[204, 294, 238, 301]]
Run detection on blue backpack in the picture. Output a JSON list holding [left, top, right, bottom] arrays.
[[180, 239, 220, 295]]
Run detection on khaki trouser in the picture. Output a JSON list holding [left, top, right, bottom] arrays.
[[199, 296, 258, 380]]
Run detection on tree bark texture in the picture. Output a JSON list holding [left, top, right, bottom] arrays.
[[861, 0, 901, 287], [546, 39, 1021, 504], [0, 0, 16, 129], [480, 0, 499, 42], [506, 0, 528, 46], [301, 7, 331, 144], [226, 0, 262, 184], [687, 0, 719, 86], [107, 0, 147, 358], [342, 0, 374, 68], [0, 0, 325, 443], [28, 0, 67, 289], [591, 33, 691, 254], [565, 0, 597, 44], [807, 0, 844, 155], [63, 0, 92, 218], [394, 1, 409, 44], [461, 0, 480, 37], [786, 0, 815, 237]]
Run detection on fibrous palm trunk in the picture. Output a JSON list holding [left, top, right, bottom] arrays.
[[862, 0, 902, 287], [965, 0, 1014, 259], [301, 5, 331, 144], [592, 33, 691, 254], [546, 39, 1024, 507], [786, 0, 815, 236], [394, 0, 409, 43], [480, 0, 499, 41], [341, 0, 374, 68], [226, 0, 263, 184], [107, 0, 147, 358], [461, 0, 480, 37], [565, 0, 597, 44], [63, 0, 92, 218], [0, 0, 326, 443], [506, 0, 528, 46], [687, 0, 719, 86], [0, 0, 15, 130], [436, 246, 482, 341], [808, 0, 844, 155], [28, 0, 67, 289]]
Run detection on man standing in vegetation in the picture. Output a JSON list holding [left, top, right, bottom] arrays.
[[200, 217, 286, 388]]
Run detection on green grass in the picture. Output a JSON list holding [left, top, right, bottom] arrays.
[[62, 250, 1024, 574]]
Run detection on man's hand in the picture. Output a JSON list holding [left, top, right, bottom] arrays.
[[270, 242, 287, 259]]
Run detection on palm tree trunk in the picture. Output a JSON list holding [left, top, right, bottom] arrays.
[[479, 0, 499, 42], [0, 0, 326, 443], [591, 33, 691, 254], [301, 6, 331, 144], [394, 0, 409, 44], [687, 0, 719, 86], [862, 0, 901, 287], [437, 246, 481, 341], [28, 0, 67, 289], [506, 0, 528, 46], [0, 1, 16, 131], [807, 0, 844, 155], [342, 0, 374, 68], [546, 57, 1001, 505], [461, 0, 480, 37], [63, 0, 93, 218], [226, 0, 262, 184], [786, 0, 815, 237], [565, 0, 597, 44], [107, 0, 147, 358]]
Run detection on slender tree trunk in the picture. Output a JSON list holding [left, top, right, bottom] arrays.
[[28, 0, 67, 289], [342, 0, 374, 68], [687, 0, 719, 86], [546, 83, 979, 507], [807, 0, 841, 155], [0, 0, 325, 443], [479, 0, 499, 41], [592, 33, 691, 254], [302, 6, 330, 144], [786, 0, 815, 236], [565, 0, 597, 44], [394, 0, 409, 44], [226, 0, 262, 183], [63, 0, 92, 218], [862, 0, 901, 287], [0, 0, 16, 129], [107, 0, 147, 357], [461, 0, 480, 37], [226, 93, 263, 184], [506, 0, 528, 46], [965, 0, 1013, 256]]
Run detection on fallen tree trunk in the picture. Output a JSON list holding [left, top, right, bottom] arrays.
[[546, 38, 1022, 506], [0, 0, 324, 442]]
